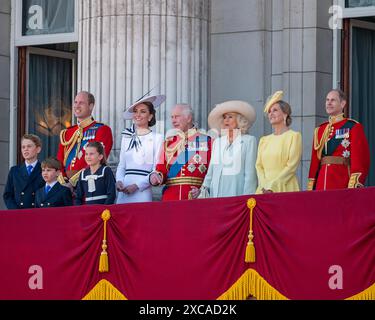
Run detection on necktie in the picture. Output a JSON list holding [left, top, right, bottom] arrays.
[[45, 185, 51, 194], [27, 165, 33, 176]]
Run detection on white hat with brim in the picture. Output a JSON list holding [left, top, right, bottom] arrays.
[[264, 91, 283, 113], [208, 100, 256, 133], [123, 95, 166, 120]]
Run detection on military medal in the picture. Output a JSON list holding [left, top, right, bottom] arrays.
[[193, 154, 202, 164], [199, 142, 208, 152], [336, 128, 350, 139], [198, 164, 207, 174], [341, 139, 350, 149], [188, 163, 196, 173], [342, 150, 350, 158]]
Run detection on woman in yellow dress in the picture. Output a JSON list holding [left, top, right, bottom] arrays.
[[256, 91, 302, 194]]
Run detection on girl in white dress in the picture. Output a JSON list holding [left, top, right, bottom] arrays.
[[116, 95, 165, 203]]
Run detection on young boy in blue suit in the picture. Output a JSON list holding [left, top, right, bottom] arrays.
[[3, 134, 45, 209], [35, 158, 73, 208]]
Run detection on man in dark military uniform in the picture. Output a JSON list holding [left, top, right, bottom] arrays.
[[307, 89, 370, 190], [56, 91, 113, 188]]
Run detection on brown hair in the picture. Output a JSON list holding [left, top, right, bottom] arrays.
[[277, 100, 293, 127], [21, 134, 42, 148], [79, 91, 95, 105], [330, 89, 347, 103], [86, 141, 107, 165], [136, 101, 156, 127], [41, 157, 61, 171]]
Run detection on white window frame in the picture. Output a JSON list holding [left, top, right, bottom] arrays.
[[332, 0, 375, 88], [14, 0, 78, 46], [338, 0, 375, 18]]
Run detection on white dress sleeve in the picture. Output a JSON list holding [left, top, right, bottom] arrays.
[[116, 136, 127, 182]]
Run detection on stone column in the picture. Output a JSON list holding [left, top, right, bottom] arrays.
[[268, 0, 333, 189], [0, 0, 11, 209], [78, 0, 209, 163]]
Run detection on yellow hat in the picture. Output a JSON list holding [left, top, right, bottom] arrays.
[[264, 91, 283, 113]]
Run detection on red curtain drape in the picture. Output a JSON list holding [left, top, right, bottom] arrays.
[[0, 188, 374, 300]]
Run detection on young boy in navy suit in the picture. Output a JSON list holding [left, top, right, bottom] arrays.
[[3, 134, 45, 209], [35, 158, 73, 208]]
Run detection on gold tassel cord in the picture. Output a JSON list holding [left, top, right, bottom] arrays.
[[99, 209, 111, 273], [245, 198, 257, 263]]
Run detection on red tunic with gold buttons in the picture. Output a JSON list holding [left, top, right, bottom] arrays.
[[56, 118, 113, 186], [154, 128, 212, 201], [307, 117, 370, 190]]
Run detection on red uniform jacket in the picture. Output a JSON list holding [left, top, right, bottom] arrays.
[[308, 118, 370, 190], [155, 128, 212, 201], [57, 118, 113, 185]]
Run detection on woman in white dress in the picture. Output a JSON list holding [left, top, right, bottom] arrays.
[[116, 95, 165, 203], [192, 100, 258, 199]]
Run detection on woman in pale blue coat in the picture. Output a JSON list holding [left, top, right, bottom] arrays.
[[192, 100, 257, 199]]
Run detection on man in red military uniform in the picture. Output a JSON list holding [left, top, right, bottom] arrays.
[[57, 91, 113, 188], [149, 104, 212, 201], [307, 89, 370, 190]]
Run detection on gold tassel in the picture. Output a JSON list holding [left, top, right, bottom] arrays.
[[245, 198, 257, 263], [99, 209, 111, 273]]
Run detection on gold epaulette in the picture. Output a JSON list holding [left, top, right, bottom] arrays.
[[57, 173, 68, 185], [69, 170, 84, 187]]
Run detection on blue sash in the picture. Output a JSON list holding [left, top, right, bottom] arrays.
[[167, 136, 201, 179], [65, 124, 104, 167], [323, 120, 355, 157]]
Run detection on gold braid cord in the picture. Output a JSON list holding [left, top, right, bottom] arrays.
[[313, 126, 330, 161], [59, 117, 95, 166], [165, 131, 187, 167], [314, 114, 345, 161]]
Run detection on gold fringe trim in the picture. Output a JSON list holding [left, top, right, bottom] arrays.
[[218, 269, 288, 300], [346, 283, 375, 300], [82, 280, 128, 300], [218, 269, 375, 300]]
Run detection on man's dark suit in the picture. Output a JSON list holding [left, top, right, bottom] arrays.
[[35, 183, 73, 208], [3, 162, 45, 209]]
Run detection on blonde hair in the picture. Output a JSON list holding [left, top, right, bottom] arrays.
[[236, 114, 251, 134]]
